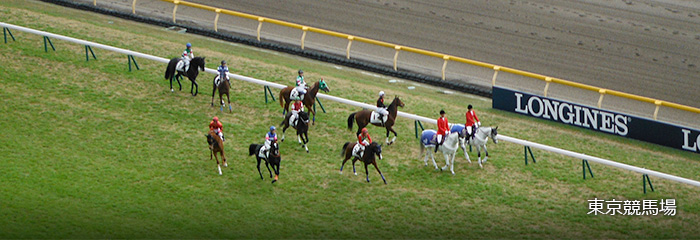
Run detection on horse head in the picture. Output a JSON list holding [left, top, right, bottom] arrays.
[[270, 141, 280, 158], [491, 126, 499, 144], [192, 57, 206, 71], [372, 142, 383, 160], [298, 111, 310, 124], [318, 79, 330, 93]]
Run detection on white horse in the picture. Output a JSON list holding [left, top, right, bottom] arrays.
[[450, 124, 472, 163], [462, 126, 498, 168], [419, 129, 465, 175]]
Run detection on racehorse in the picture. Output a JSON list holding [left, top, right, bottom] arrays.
[[463, 126, 498, 168], [280, 111, 310, 153], [278, 80, 330, 125], [206, 129, 227, 175], [211, 75, 232, 112], [164, 56, 205, 96], [419, 129, 465, 175], [248, 141, 281, 183], [340, 142, 386, 184], [347, 96, 404, 145]]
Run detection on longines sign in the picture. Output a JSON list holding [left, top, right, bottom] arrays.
[[493, 87, 700, 154]]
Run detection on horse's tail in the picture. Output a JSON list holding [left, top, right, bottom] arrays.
[[165, 58, 176, 80], [420, 141, 425, 155], [248, 144, 257, 156], [342, 142, 350, 157], [347, 113, 356, 131]]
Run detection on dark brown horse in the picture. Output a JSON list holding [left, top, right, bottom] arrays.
[[340, 142, 386, 184], [347, 96, 405, 145], [248, 141, 281, 183], [278, 79, 330, 125], [164, 56, 205, 96], [211, 76, 232, 112], [206, 129, 227, 175]]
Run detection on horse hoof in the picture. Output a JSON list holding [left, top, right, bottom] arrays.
[[354, 172, 358, 176], [272, 180, 277, 184], [170, 89, 174, 93]]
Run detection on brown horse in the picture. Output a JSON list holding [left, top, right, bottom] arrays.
[[211, 76, 232, 113], [206, 129, 227, 175], [340, 142, 386, 184], [278, 79, 330, 125], [347, 96, 405, 145]]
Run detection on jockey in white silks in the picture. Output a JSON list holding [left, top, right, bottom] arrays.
[[376, 91, 389, 126], [295, 69, 307, 100], [261, 126, 278, 158], [178, 42, 194, 72], [216, 60, 229, 86], [290, 100, 304, 127]]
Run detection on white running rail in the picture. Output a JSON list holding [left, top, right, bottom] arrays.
[[3, 21, 699, 188]]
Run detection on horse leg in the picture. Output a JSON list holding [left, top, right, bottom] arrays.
[[257, 158, 264, 179], [176, 75, 182, 91], [423, 146, 430, 166], [477, 146, 483, 169], [385, 128, 390, 145], [482, 145, 489, 164], [265, 160, 273, 178], [302, 132, 309, 153], [214, 153, 222, 175], [308, 105, 316, 125], [372, 161, 387, 184], [364, 163, 371, 183], [430, 148, 439, 170], [227, 93, 232, 113], [449, 153, 456, 175], [388, 126, 398, 144], [222, 151, 228, 167], [272, 163, 279, 183], [441, 152, 450, 172], [352, 157, 358, 176], [191, 80, 198, 96], [170, 77, 174, 92], [340, 155, 349, 174], [462, 142, 472, 164]]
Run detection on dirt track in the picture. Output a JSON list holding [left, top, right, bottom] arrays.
[[73, 0, 699, 127]]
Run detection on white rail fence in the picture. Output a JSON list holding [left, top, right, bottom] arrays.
[[3, 21, 699, 190]]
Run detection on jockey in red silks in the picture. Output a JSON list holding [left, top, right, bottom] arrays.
[[465, 104, 481, 140], [354, 128, 372, 158], [209, 116, 224, 141], [290, 100, 304, 127], [261, 126, 278, 158], [435, 110, 449, 152]]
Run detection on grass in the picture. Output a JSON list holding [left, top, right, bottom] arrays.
[[1, 0, 699, 238]]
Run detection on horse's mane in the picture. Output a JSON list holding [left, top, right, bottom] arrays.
[[387, 96, 401, 113], [208, 129, 223, 149]]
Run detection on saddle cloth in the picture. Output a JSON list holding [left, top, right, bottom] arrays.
[[175, 60, 188, 72], [258, 146, 267, 159], [369, 111, 388, 125], [420, 130, 438, 146], [352, 143, 363, 158]]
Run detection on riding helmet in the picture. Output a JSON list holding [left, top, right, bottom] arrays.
[[213, 116, 218, 121], [440, 110, 445, 115], [379, 91, 385, 97], [221, 60, 227, 65], [270, 126, 276, 131], [468, 104, 473, 109], [362, 128, 368, 134], [186, 43, 192, 48], [298, 69, 304, 74]]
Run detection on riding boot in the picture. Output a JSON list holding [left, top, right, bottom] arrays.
[[434, 144, 439, 153]]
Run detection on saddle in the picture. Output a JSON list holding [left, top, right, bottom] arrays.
[[369, 111, 388, 125]]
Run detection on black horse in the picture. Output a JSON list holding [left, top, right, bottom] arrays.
[[280, 111, 310, 153], [164, 56, 205, 96], [248, 141, 281, 183], [340, 142, 386, 184]]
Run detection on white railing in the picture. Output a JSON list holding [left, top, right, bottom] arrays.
[[3, 21, 699, 188]]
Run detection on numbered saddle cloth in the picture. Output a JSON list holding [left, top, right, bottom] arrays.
[[258, 146, 267, 159], [369, 111, 388, 125], [176, 60, 187, 72], [420, 130, 438, 146], [352, 143, 363, 158], [290, 88, 302, 101]]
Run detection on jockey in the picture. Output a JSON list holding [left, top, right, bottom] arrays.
[[217, 60, 229, 86], [294, 69, 307, 100], [290, 99, 304, 127], [465, 104, 481, 141], [435, 110, 449, 152], [181, 43, 194, 72], [376, 91, 388, 126], [262, 126, 278, 158], [209, 116, 224, 141], [355, 128, 372, 158]]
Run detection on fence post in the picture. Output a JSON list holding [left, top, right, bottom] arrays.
[[393, 46, 401, 71], [582, 159, 594, 179], [441, 55, 450, 80], [127, 55, 139, 71], [653, 100, 662, 120], [264, 86, 275, 104], [256, 18, 264, 41], [414, 120, 424, 138], [315, 97, 326, 113], [85, 45, 96, 61], [597, 89, 606, 108], [172, 1, 180, 23], [3, 27, 16, 43], [301, 26, 308, 50], [643, 174, 654, 194], [491, 66, 500, 86], [131, 0, 137, 14], [43, 36, 55, 52], [346, 36, 354, 59], [214, 9, 221, 32], [543, 77, 552, 97], [524, 146, 536, 165]]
